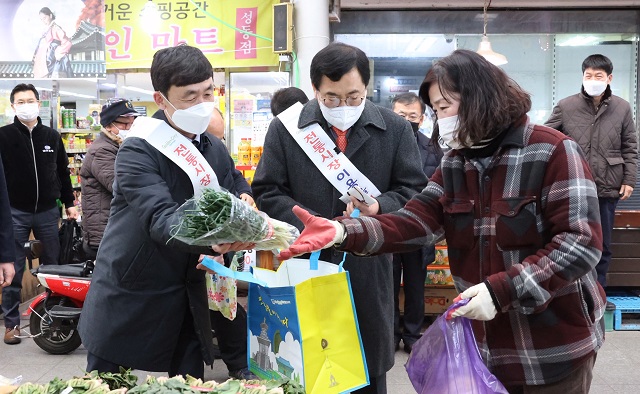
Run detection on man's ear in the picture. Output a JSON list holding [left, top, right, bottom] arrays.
[[607, 74, 613, 85], [153, 91, 166, 110]]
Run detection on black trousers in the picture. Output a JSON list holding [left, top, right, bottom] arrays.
[[86, 309, 204, 379], [393, 249, 428, 345], [596, 197, 618, 287], [210, 304, 248, 371]]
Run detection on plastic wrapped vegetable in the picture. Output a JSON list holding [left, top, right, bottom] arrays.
[[405, 299, 508, 394], [170, 189, 299, 250]]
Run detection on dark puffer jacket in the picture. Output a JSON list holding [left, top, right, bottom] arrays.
[[545, 86, 638, 198], [80, 129, 120, 249]]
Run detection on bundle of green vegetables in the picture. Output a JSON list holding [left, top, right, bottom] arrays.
[[170, 189, 299, 251], [10, 370, 306, 394]]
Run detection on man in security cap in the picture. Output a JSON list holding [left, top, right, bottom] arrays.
[[80, 99, 140, 258]]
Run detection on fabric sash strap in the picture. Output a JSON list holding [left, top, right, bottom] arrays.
[[126, 116, 220, 197], [278, 102, 381, 204]]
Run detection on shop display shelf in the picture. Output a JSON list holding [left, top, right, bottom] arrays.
[[608, 296, 640, 330]]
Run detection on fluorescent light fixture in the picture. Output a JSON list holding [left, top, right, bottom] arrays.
[[101, 83, 117, 88], [124, 86, 155, 95], [59, 90, 96, 99], [557, 35, 599, 47]]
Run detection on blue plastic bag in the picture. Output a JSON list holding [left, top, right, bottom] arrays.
[[405, 299, 508, 394]]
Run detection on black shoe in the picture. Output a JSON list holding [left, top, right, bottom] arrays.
[[229, 368, 258, 380], [403, 342, 414, 354], [395, 340, 400, 351]]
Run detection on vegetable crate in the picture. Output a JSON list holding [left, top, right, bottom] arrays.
[[608, 296, 640, 330]]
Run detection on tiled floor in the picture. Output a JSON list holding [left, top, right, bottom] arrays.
[[1, 312, 639, 393]]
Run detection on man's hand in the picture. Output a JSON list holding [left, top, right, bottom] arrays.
[[448, 283, 498, 321], [277, 205, 345, 260], [345, 196, 379, 217], [196, 254, 224, 273], [0, 262, 15, 288], [65, 206, 79, 220], [620, 185, 634, 201], [239, 193, 255, 207], [211, 241, 255, 255]]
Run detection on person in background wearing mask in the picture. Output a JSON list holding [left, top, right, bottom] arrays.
[[390, 92, 443, 353], [277, 49, 605, 392], [252, 42, 427, 393], [270, 86, 309, 116], [79, 99, 139, 260], [78, 45, 253, 378], [0, 83, 78, 345], [545, 54, 637, 297]]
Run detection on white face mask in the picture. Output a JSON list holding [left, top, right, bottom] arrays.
[[583, 80, 608, 97], [162, 94, 215, 135], [437, 115, 462, 150], [15, 103, 40, 122], [112, 125, 129, 140], [318, 98, 366, 131]]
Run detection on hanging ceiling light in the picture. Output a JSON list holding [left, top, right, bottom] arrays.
[[476, 0, 508, 66]]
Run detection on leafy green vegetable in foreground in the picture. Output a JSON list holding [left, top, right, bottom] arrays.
[[171, 189, 299, 250]]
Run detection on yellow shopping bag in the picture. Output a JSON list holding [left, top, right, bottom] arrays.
[[247, 251, 369, 393]]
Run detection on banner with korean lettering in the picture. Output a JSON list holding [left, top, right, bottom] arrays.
[[105, 0, 279, 69], [0, 0, 105, 79]]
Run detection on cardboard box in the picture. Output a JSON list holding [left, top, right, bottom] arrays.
[[398, 286, 459, 315], [425, 265, 454, 286]]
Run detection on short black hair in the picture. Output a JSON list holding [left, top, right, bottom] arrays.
[[582, 54, 613, 75], [271, 87, 309, 116], [391, 92, 426, 115], [39, 7, 55, 20], [10, 84, 39, 103], [150, 45, 213, 96], [310, 42, 370, 89]]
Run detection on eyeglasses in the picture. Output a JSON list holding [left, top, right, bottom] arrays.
[[398, 113, 422, 122], [319, 95, 365, 108]]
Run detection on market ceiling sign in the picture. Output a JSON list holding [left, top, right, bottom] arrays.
[[0, 0, 106, 79], [105, 0, 279, 69]]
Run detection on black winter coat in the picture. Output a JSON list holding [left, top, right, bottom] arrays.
[[0, 117, 74, 212], [79, 113, 249, 371]]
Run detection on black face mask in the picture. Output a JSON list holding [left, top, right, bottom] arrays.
[[409, 121, 420, 133]]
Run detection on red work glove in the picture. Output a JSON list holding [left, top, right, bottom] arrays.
[[277, 205, 345, 260]]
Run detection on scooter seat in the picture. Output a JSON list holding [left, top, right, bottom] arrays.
[[36, 263, 90, 278]]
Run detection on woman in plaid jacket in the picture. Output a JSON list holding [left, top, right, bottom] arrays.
[[277, 49, 605, 392]]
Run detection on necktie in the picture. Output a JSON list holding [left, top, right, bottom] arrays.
[[332, 126, 348, 153]]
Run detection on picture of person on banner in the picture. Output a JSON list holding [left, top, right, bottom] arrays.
[[78, 44, 253, 379], [276, 49, 606, 392], [251, 42, 428, 393], [32, 7, 73, 78]]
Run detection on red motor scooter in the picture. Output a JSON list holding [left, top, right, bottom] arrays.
[[20, 240, 93, 354]]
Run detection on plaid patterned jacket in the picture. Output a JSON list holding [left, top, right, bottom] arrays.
[[339, 120, 606, 386]]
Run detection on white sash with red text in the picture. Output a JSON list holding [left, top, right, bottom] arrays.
[[126, 116, 220, 197], [278, 102, 381, 203]]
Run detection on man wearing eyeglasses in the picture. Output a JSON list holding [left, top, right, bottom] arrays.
[[390, 93, 443, 354], [0, 83, 78, 345], [80, 99, 140, 260], [252, 42, 428, 393]]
